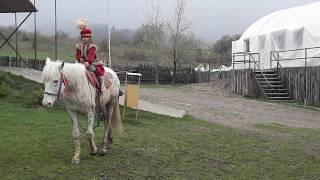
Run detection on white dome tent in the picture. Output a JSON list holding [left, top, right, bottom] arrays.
[[232, 2, 320, 70]]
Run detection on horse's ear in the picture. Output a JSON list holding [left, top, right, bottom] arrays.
[[46, 57, 51, 64], [59, 61, 65, 71]]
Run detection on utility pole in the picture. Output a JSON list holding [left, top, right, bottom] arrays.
[[54, 0, 57, 60], [107, 0, 112, 68], [34, 0, 37, 62]]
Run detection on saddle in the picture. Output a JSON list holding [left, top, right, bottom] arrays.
[[86, 71, 112, 91]]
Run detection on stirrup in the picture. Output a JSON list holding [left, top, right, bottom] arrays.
[[119, 90, 123, 96]]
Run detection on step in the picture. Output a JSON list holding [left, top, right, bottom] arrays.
[[266, 93, 289, 96], [268, 97, 292, 100], [262, 84, 284, 88], [254, 70, 276, 73], [264, 89, 287, 92], [256, 74, 278, 78], [267, 94, 290, 97], [258, 81, 282, 84], [256, 77, 280, 81], [256, 73, 278, 76]]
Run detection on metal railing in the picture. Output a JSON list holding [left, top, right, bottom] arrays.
[[270, 46, 320, 105], [270, 52, 295, 99], [232, 52, 260, 71], [232, 52, 271, 98], [270, 46, 320, 70]]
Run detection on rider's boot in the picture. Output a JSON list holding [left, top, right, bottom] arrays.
[[98, 76, 106, 93]]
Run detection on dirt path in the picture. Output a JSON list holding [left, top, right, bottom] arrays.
[[140, 79, 320, 130]]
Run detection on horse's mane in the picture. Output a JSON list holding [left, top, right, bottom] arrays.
[[42, 61, 87, 89], [42, 61, 62, 82], [62, 63, 87, 89]]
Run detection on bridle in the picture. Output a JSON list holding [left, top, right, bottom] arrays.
[[44, 72, 65, 103]]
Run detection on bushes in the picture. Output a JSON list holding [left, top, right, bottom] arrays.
[[0, 71, 11, 97], [0, 83, 11, 97], [0, 70, 43, 107], [13, 88, 43, 107]]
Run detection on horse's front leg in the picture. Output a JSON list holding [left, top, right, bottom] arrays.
[[67, 108, 81, 164], [87, 110, 97, 156], [98, 103, 113, 156]]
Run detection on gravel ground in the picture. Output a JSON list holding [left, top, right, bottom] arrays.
[[139, 79, 320, 130]]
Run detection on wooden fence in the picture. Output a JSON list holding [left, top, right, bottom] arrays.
[[232, 67, 320, 106], [281, 67, 320, 106], [0, 56, 232, 84], [232, 70, 262, 98]]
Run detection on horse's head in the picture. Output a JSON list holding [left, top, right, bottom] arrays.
[[42, 58, 65, 108]]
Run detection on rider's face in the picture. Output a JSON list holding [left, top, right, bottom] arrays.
[[81, 37, 91, 44]]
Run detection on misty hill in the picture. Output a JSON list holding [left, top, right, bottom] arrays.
[[0, 25, 234, 67], [67, 23, 135, 43]]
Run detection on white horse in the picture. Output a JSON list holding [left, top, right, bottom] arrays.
[[41, 58, 123, 164]]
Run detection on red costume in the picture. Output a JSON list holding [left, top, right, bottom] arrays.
[[76, 43, 105, 76], [75, 19, 105, 76]]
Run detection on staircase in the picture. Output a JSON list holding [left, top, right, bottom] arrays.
[[254, 69, 292, 101]]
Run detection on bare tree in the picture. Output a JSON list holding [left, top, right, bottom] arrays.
[[144, 0, 165, 83], [168, 0, 192, 84]]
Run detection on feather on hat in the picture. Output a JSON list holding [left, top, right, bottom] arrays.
[[75, 18, 92, 37]]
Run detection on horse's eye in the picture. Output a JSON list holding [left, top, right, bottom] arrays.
[[54, 80, 59, 83]]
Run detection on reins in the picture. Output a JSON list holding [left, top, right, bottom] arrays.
[[43, 72, 64, 104]]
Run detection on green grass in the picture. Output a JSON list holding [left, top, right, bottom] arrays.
[[2, 73, 320, 179], [0, 40, 76, 62], [2, 100, 320, 179]]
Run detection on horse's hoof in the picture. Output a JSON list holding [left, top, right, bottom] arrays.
[[98, 148, 107, 156], [90, 151, 97, 156], [90, 147, 98, 156], [72, 158, 80, 165], [90, 148, 98, 156]]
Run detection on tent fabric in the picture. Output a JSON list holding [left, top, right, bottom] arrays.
[[232, 2, 320, 69], [0, 0, 37, 13]]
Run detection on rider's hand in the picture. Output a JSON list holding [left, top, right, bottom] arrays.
[[84, 62, 90, 68], [80, 58, 84, 63]]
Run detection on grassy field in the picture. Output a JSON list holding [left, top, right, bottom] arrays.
[[2, 73, 320, 179], [0, 28, 150, 66], [0, 38, 77, 62]]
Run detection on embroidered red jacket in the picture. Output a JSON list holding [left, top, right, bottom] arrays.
[[76, 43, 105, 76]]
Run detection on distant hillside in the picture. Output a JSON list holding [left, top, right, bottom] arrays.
[[0, 25, 231, 67]]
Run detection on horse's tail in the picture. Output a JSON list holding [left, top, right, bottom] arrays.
[[111, 101, 123, 133]]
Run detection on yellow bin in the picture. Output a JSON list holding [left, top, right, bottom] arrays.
[[123, 72, 142, 120]]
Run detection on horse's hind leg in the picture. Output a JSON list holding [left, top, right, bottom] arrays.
[[87, 110, 97, 156], [98, 102, 113, 156], [107, 126, 113, 148], [67, 108, 81, 164]]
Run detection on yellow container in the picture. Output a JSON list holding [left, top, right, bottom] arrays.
[[125, 84, 139, 108]]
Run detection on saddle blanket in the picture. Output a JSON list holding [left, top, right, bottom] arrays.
[[86, 71, 112, 90]]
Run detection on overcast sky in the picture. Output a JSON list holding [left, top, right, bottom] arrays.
[[0, 0, 319, 43]]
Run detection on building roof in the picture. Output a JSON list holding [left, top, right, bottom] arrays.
[[0, 0, 37, 13], [241, 2, 320, 39]]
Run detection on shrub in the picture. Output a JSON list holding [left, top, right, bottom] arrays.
[[14, 88, 43, 107], [0, 70, 43, 107], [0, 83, 11, 97]]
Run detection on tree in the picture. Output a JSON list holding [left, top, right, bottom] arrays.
[[175, 32, 201, 65], [213, 34, 241, 56], [144, 0, 165, 83], [168, 0, 192, 84]]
